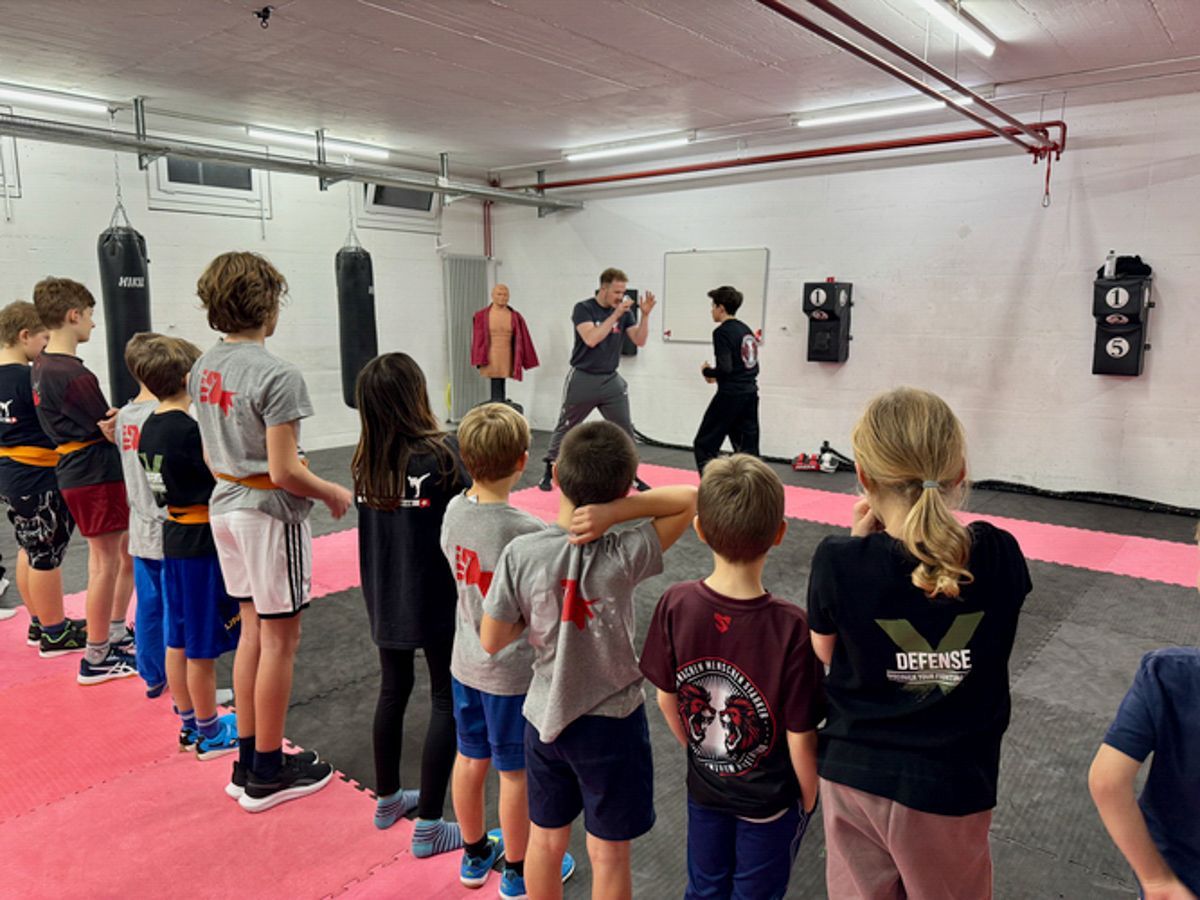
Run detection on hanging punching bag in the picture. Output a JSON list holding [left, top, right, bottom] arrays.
[[335, 245, 378, 408], [97, 225, 152, 406]]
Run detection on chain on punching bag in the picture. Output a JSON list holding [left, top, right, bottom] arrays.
[[335, 245, 378, 408], [97, 221, 151, 406]]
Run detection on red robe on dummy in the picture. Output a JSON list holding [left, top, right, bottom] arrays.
[[471, 307, 539, 381]]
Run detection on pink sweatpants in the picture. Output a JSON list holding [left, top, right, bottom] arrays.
[[821, 779, 993, 900]]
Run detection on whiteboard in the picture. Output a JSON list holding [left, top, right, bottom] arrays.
[[661, 247, 769, 345]]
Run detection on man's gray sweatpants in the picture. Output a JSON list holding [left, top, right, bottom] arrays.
[[543, 368, 635, 463]]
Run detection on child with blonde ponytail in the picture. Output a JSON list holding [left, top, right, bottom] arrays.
[[806, 387, 1032, 900]]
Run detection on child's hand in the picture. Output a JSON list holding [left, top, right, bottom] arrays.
[[1143, 878, 1197, 900], [568, 503, 616, 544], [850, 497, 882, 537], [97, 408, 119, 443], [324, 483, 353, 519], [700, 361, 715, 384]]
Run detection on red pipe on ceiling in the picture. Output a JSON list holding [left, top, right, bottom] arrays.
[[513, 121, 1065, 191]]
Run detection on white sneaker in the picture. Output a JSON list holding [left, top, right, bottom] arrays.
[[216, 688, 235, 706], [0, 576, 10, 598]]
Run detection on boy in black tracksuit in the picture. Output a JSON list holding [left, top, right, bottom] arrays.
[[693, 285, 760, 473]]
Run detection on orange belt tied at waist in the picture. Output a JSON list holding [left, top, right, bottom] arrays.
[[56, 439, 102, 456], [216, 472, 278, 491], [0, 445, 60, 467], [168, 504, 210, 525]]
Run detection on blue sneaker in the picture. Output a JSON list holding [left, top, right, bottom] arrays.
[[460, 828, 504, 888], [498, 852, 575, 898], [196, 715, 240, 760]]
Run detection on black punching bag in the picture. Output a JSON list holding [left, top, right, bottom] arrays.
[[335, 246, 378, 408], [97, 226, 152, 406]]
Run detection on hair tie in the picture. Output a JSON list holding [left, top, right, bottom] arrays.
[[921, 480, 940, 490]]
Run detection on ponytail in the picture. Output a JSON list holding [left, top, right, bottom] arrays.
[[901, 483, 973, 598]]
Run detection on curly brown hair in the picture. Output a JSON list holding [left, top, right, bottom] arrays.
[[196, 252, 287, 334]]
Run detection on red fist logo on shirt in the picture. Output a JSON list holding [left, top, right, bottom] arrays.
[[198, 369, 237, 416], [455, 546, 493, 596], [121, 424, 140, 451]]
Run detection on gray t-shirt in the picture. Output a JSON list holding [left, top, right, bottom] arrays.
[[440, 492, 545, 695], [485, 520, 664, 742], [189, 341, 314, 524], [116, 399, 165, 560]]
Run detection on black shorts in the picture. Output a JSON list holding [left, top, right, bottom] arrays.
[[525, 705, 655, 841], [3, 488, 75, 570]]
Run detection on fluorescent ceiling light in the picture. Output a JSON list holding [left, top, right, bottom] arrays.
[[0, 85, 111, 116], [246, 127, 390, 161], [564, 133, 694, 163], [907, 0, 996, 57], [794, 96, 973, 129]]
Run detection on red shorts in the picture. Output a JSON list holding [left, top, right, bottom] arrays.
[[60, 481, 130, 537]]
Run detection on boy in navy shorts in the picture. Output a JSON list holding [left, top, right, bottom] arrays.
[[482, 421, 696, 900], [440, 403, 576, 897], [137, 335, 241, 757], [641, 454, 823, 899], [31, 278, 135, 684], [117, 332, 170, 697], [0, 301, 82, 657]]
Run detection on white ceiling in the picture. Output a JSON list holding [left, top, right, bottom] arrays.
[[1, 0, 1198, 171]]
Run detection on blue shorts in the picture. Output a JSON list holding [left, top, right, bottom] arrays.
[[524, 705, 655, 841], [163, 554, 241, 660], [452, 678, 527, 771]]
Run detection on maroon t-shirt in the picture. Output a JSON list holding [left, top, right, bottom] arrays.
[[640, 579, 825, 818], [30, 351, 121, 490]]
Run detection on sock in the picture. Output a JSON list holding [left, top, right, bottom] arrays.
[[197, 713, 221, 740], [108, 619, 127, 642], [505, 859, 525, 877], [411, 819, 463, 858], [174, 706, 197, 732], [373, 789, 420, 829], [254, 748, 283, 780], [42, 620, 67, 638], [85, 640, 110, 665], [239, 734, 256, 769], [463, 836, 490, 860]]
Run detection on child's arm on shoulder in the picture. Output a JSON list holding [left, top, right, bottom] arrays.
[[786, 730, 819, 814], [811, 632, 836, 665], [1089, 745, 1194, 899], [568, 485, 698, 550], [266, 422, 352, 518], [656, 689, 687, 749]]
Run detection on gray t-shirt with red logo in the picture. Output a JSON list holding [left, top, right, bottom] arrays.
[[484, 520, 663, 742], [189, 340, 313, 524], [116, 399, 165, 560], [440, 492, 545, 696]]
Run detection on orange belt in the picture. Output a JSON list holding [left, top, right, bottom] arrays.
[[168, 504, 210, 525], [0, 445, 60, 467], [56, 439, 102, 456], [216, 472, 277, 491]]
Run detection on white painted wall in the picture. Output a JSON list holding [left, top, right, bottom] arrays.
[[489, 91, 1200, 508], [0, 137, 484, 451]]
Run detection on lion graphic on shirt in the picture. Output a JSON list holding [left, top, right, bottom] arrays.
[[720, 696, 763, 756], [677, 682, 716, 743]]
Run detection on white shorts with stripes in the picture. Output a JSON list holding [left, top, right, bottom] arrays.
[[211, 509, 312, 619]]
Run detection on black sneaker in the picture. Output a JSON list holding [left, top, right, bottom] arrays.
[[77, 647, 139, 685], [634, 476, 651, 492], [238, 752, 333, 813], [39, 621, 88, 658], [226, 750, 321, 801], [26, 620, 40, 647], [538, 462, 553, 492]]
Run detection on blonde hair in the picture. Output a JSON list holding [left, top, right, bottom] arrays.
[[457, 403, 530, 483], [0, 301, 46, 346], [698, 454, 784, 563], [852, 387, 972, 598]]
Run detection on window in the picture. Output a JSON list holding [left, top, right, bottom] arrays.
[[356, 181, 440, 234], [147, 144, 271, 219], [0, 108, 22, 199]]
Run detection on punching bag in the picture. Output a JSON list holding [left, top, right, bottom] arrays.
[[335, 246, 378, 408], [97, 225, 152, 406]]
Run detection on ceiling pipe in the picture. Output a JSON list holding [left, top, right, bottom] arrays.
[[0, 112, 583, 212], [797, 0, 1054, 149], [513, 121, 1066, 191], [749, 0, 1044, 155]]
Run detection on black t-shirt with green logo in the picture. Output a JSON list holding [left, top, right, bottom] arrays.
[[138, 409, 216, 559], [806, 521, 1031, 815]]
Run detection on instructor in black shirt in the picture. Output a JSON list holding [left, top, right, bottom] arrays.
[[693, 285, 760, 473], [539, 267, 654, 491]]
